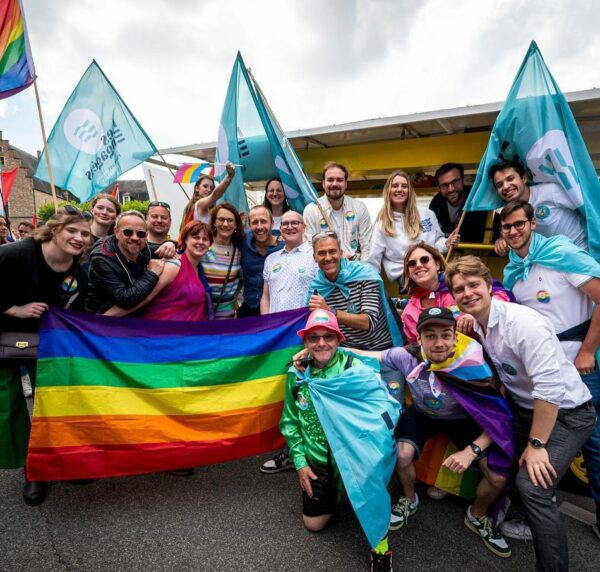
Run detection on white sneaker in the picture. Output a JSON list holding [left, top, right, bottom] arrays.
[[21, 373, 32, 398], [500, 519, 533, 541]]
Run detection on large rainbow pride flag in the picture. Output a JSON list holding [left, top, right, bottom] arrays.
[[27, 308, 308, 481], [0, 0, 35, 99]]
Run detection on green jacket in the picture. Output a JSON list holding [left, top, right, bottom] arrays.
[[279, 350, 359, 489]]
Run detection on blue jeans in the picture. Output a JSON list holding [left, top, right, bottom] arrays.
[[581, 368, 600, 525]]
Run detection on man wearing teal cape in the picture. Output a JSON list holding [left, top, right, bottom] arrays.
[[280, 309, 400, 571], [501, 199, 600, 541]]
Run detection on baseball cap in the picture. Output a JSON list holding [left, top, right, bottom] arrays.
[[297, 309, 346, 342], [416, 307, 456, 331]]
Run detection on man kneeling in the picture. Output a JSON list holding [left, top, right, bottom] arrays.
[[355, 307, 513, 558], [282, 309, 400, 571]]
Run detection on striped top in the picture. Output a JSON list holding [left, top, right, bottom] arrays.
[[324, 280, 393, 350], [201, 242, 242, 319]]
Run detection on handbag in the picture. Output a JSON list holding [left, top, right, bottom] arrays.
[[0, 331, 39, 360]]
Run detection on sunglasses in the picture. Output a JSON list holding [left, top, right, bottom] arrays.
[[122, 228, 147, 239], [305, 332, 338, 344], [148, 201, 171, 210], [64, 205, 92, 220], [407, 255, 432, 268]]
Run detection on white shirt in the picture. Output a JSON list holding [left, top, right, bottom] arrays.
[[529, 183, 587, 248], [511, 263, 593, 363], [366, 206, 447, 282], [303, 195, 373, 260], [473, 298, 591, 409], [262, 241, 318, 313]]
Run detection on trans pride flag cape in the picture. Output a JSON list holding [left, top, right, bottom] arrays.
[[26, 308, 308, 481]]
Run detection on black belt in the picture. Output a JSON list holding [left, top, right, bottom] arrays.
[[565, 399, 595, 413], [557, 320, 591, 342]]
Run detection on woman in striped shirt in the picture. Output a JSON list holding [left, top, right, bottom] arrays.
[[201, 202, 245, 319]]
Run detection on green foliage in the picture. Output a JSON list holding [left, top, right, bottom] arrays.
[[37, 199, 150, 221]]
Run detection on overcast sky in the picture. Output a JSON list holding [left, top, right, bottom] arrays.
[[2, 0, 600, 178]]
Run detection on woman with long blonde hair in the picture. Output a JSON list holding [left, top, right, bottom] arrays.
[[367, 170, 456, 288]]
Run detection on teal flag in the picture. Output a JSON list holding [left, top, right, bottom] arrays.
[[35, 61, 157, 202], [215, 52, 316, 214], [465, 41, 600, 259]]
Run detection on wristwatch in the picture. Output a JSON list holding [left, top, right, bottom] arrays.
[[469, 443, 482, 458], [528, 437, 546, 449]]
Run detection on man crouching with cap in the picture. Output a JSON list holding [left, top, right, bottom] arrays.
[[283, 309, 400, 571], [349, 307, 514, 559]]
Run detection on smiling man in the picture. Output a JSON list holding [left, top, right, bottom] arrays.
[[445, 255, 595, 572], [303, 162, 373, 260], [353, 307, 513, 558], [429, 163, 491, 243], [85, 210, 165, 314], [260, 210, 317, 314], [238, 205, 283, 317], [500, 199, 600, 542], [489, 160, 587, 255]]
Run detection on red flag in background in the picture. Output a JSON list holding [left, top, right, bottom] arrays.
[[111, 183, 119, 199], [1, 167, 18, 202]]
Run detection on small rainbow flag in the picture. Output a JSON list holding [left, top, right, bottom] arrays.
[[173, 162, 213, 184], [0, 0, 35, 99], [27, 308, 308, 481]]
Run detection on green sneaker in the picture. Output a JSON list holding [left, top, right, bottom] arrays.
[[464, 506, 512, 558], [389, 495, 418, 531]]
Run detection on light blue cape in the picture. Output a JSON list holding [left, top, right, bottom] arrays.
[[292, 352, 400, 548]]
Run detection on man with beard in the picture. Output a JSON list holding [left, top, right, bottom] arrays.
[[303, 162, 372, 261]]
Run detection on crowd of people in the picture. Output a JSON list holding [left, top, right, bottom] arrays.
[[0, 158, 599, 572]]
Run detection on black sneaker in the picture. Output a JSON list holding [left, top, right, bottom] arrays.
[[259, 450, 294, 474], [370, 550, 393, 571]]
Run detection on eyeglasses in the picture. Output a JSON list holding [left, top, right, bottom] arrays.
[[500, 219, 531, 233], [312, 231, 338, 241], [439, 178, 462, 191], [64, 205, 92, 220], [407, 255, 432, 268], [148, 201, 171, 210], [280, 220, 303, 228], [305, 332, 338, 344], [122, 228, 148, 239], [216, 216, 235, 225]]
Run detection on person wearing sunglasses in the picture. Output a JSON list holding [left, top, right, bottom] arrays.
[[85, 210, 166, 315], [367, 170, 456, 289], [400, 242, 513, 345], [280, 309, 399, 571], [0, 207, 92, 506]]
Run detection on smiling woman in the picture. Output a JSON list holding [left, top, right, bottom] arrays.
[[0, 207, 91, 506], [367, 170, 449, 289]]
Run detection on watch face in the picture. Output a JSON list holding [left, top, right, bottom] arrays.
[[530, 438, 544, 449]]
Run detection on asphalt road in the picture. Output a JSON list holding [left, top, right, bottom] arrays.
[[1, 453, 600, 572]]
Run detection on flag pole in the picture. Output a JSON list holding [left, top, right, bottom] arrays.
[[444, 210, 467, 262], [147, 170, 160, 202], [247, 68, 334, 230], [154, 151, 190, 200], [33, 79, 59, 210]]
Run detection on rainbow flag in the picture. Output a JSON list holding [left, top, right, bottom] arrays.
[[0, 0, 35, 99], [173, 162, 213, 184], [27, 308, 308, 481]]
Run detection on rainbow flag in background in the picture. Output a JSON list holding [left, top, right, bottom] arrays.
[[173, 162, 213, 184], [27, 308, 308, 481], [0, 0, 35, 99]]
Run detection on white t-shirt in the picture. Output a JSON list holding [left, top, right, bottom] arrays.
[[511, 263, 593, 362], [473, 298, 590, 409], [366, 207, 447, 282], [262, 241, 318, 313], [529, 183, 587, 248]]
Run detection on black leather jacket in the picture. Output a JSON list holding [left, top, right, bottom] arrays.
[[84, 235, 159, 314]]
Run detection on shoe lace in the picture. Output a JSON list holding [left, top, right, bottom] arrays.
[[273, 450, 288, 464]]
